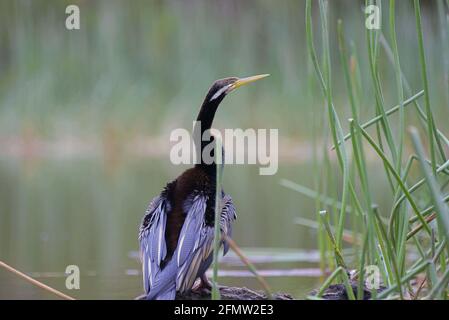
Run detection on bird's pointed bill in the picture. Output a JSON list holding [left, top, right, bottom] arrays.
[[229, 74, 269, 92]]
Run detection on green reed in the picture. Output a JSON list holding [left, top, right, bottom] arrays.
[[300, 0, 449, 300]]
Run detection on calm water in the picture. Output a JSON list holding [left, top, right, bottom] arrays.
[[0, 0, 444, 301], [0, 154, 337, 299]]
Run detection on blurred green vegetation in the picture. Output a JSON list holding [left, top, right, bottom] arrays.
[[0, 0, 447, 139]]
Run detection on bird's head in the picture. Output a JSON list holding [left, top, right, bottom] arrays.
[[204, 74, 270, 104], [194, 74, 269, 171]]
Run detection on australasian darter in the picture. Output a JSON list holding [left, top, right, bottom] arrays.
[[138, 74, 269, 300]]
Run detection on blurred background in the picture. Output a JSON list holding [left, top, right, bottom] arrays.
[[0, 0, 447, 299]]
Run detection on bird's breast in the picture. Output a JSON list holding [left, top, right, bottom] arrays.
[[164, 167, 215, 261]]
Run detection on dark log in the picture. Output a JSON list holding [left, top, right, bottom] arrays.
[[177, 286, 293, 300], [309, 281, 386, 300], [136, 286, 293, 300]]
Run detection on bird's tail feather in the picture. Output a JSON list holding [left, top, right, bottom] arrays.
[[147, 282, 176, 300], [146, 261, 177, 300]]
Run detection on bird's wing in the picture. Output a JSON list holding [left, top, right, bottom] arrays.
[[138, 182, 174, 294], [175, 192, 211, 292], [175, 192, 237, 292], [139, 186, 237, 295], [221, 193, 237, 255]]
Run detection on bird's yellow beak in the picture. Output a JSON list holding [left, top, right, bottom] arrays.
[[228, 74, 270, 92]]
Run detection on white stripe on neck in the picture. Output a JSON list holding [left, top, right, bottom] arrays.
[[210, 84, 231, 101]]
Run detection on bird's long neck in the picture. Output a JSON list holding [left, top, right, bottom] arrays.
[[194, 98, 220, 136], [193, 97, 223, 175]]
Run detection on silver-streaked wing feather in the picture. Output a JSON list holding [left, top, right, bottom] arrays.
[[176, 194, 207, 267], [139, 187, 172, 294], [221, 193, 237, 255], [139, 186, 237, 297], [175, 192, 236, 292], [175, 193, 210, 292]]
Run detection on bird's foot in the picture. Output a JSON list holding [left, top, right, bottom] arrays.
[[200, 274, 212, 290], [192, 275, 213, 294]]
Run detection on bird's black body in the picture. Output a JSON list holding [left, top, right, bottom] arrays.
[[139, 75, 267, 300]]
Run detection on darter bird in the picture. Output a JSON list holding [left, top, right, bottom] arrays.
[[138, 74, 269, 300]]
